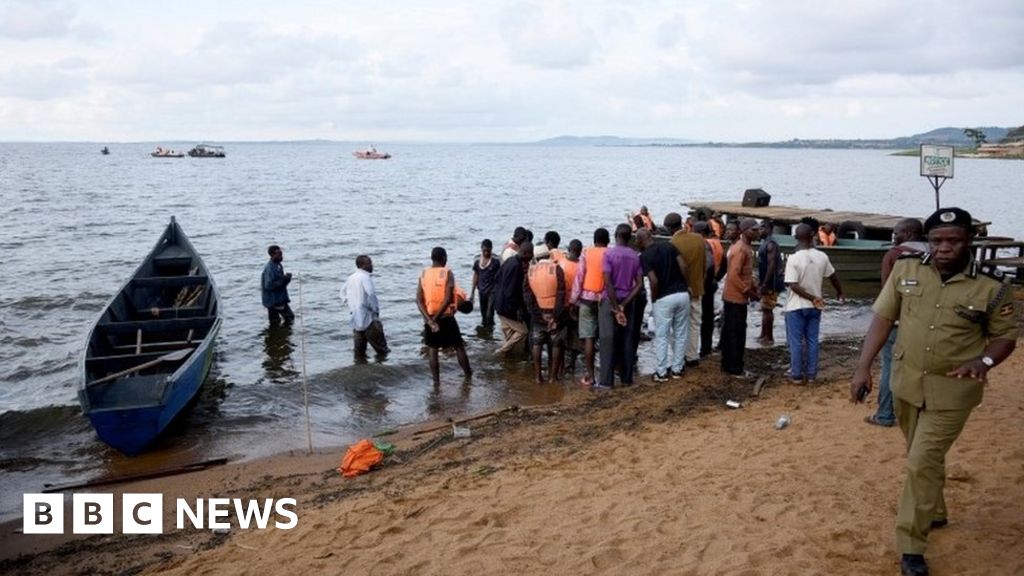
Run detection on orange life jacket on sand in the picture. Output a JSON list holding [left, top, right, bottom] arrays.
[[558, 258, 579, 303], [818, 230, 837, 247], [706, 238, 724, 275], [582, 246, 608, 293], [421, 267, 456, 316], [528, 260, 560, 310], [338, 439, 384, 478]]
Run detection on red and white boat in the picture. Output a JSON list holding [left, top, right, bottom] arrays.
[[352, 148, 391, 160]]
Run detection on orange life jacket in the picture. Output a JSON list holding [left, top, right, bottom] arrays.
[[706, 238, 724, 275], [582, 246, 607, 293], [420, 267, 455, 316], [549, 248, 565, 263], [639, 213, 654, 230], [558, 258, 579, 303], [528, 260, 560, 310], [818, 230, 837, 247]]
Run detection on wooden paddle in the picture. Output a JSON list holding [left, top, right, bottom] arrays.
[[87, 347, 192, 386]]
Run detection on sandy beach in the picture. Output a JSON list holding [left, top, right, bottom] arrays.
[[2, 336, 1023, 576]]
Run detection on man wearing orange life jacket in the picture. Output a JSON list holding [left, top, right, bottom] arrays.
[[559, 239, 583, 377], [570, 227, 610, 388], [416, 247, 472, 385], [818, 222, 837, 247], [525, 253, 567, 383], [697, 222, 728, 358], [544, 230, 565, 263]]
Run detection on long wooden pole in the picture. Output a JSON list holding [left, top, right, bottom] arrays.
[[297, 273, 314, 455]]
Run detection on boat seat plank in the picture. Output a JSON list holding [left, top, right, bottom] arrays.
[[131, 276, 209, 288], [98, 316, 216, 334], [87, 348, 194, 364], [113, 339, 203, 350]]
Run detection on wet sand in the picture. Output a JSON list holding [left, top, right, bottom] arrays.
[[2, 337, 1023, 576]]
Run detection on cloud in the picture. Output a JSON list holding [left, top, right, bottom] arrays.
[[0, 0, 103, 41], [499, 0, 598, 69], [0, 60, 88, 100], [682, 0, 1024, 97]]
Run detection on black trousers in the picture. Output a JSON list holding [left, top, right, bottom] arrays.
[[598, 298, 638, 387], [267, 304, 295, 327], [700, 286, 717, 357], [354, 320, 390, 358], [720, 301, 747, 375], [479, 291, 495, 327]]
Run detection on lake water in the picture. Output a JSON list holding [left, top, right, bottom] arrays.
[[0, 142, 1020, 519]]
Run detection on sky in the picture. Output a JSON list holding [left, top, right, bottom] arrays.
[[1, 0, 1022, 142]]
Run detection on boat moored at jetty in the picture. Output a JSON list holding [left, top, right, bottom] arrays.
[[78, 217, 221, 455]]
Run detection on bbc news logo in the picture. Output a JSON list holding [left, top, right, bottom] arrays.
[[23, 494, 298, 534]]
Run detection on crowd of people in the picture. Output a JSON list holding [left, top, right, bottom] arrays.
[[257, 207, 860, 389], [259, 205, 1018, 576]]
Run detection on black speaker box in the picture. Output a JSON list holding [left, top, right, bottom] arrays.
[[742, 188, 771, 207]]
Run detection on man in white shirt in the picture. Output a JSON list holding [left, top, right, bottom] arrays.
[[783, 224, 844, 382], [341, 255, 389, 359]]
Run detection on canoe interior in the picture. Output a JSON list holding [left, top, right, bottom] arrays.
[[82, 220, 220, 412]]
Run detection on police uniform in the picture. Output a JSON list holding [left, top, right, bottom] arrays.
[[872, 209, 1019, 556]]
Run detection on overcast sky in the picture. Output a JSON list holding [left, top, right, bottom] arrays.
[[1, 0, 1021, 142]]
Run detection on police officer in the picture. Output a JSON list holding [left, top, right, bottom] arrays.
[[850, 207, 1018, 576]]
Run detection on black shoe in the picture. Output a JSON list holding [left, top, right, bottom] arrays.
[[900, 554, 929, 576], [685, 359, 700, 368], [930, 518, 948, 529]]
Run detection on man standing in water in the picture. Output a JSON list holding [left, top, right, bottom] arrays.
[[417, 247, 472, 385], [262, 244, 294, 327], [851, 208, 1017, 576], [341, 255, 389, 359], [471, 239, 501, 328], [494, 242, 533, 356]]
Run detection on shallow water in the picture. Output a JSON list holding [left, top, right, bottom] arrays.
[[0, 142, 1020, 519]]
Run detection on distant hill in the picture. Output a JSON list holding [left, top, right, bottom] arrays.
[[521, 127, 1019, 150], [898, 126, 1010, 146], [530, 135, 703, 146], [1002, 125, 1024, 143]]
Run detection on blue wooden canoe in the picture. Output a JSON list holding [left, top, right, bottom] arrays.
[[78, 217, 221, 455]]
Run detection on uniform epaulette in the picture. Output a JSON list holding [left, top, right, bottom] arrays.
[[900, 251, 929, 261]]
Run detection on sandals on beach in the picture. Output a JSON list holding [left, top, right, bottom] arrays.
[[864, 414, 895, 428]]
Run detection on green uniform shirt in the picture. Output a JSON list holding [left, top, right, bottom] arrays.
[[872, 255, 1018, 410]]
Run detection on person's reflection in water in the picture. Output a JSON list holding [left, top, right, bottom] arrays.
[[262, 325, 299, 382]]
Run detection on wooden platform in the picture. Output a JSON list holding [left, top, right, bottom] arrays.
[[682, 201, 912, 232]]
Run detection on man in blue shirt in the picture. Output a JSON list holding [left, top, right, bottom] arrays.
[[262, 245, 294, 327]]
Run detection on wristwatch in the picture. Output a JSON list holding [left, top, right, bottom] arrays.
[[981, 356, 995, 368]]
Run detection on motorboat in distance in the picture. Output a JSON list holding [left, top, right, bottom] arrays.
[[188, 144, 226, 158], [352, 147, 391, 159], [151, 146, 185, 158]]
